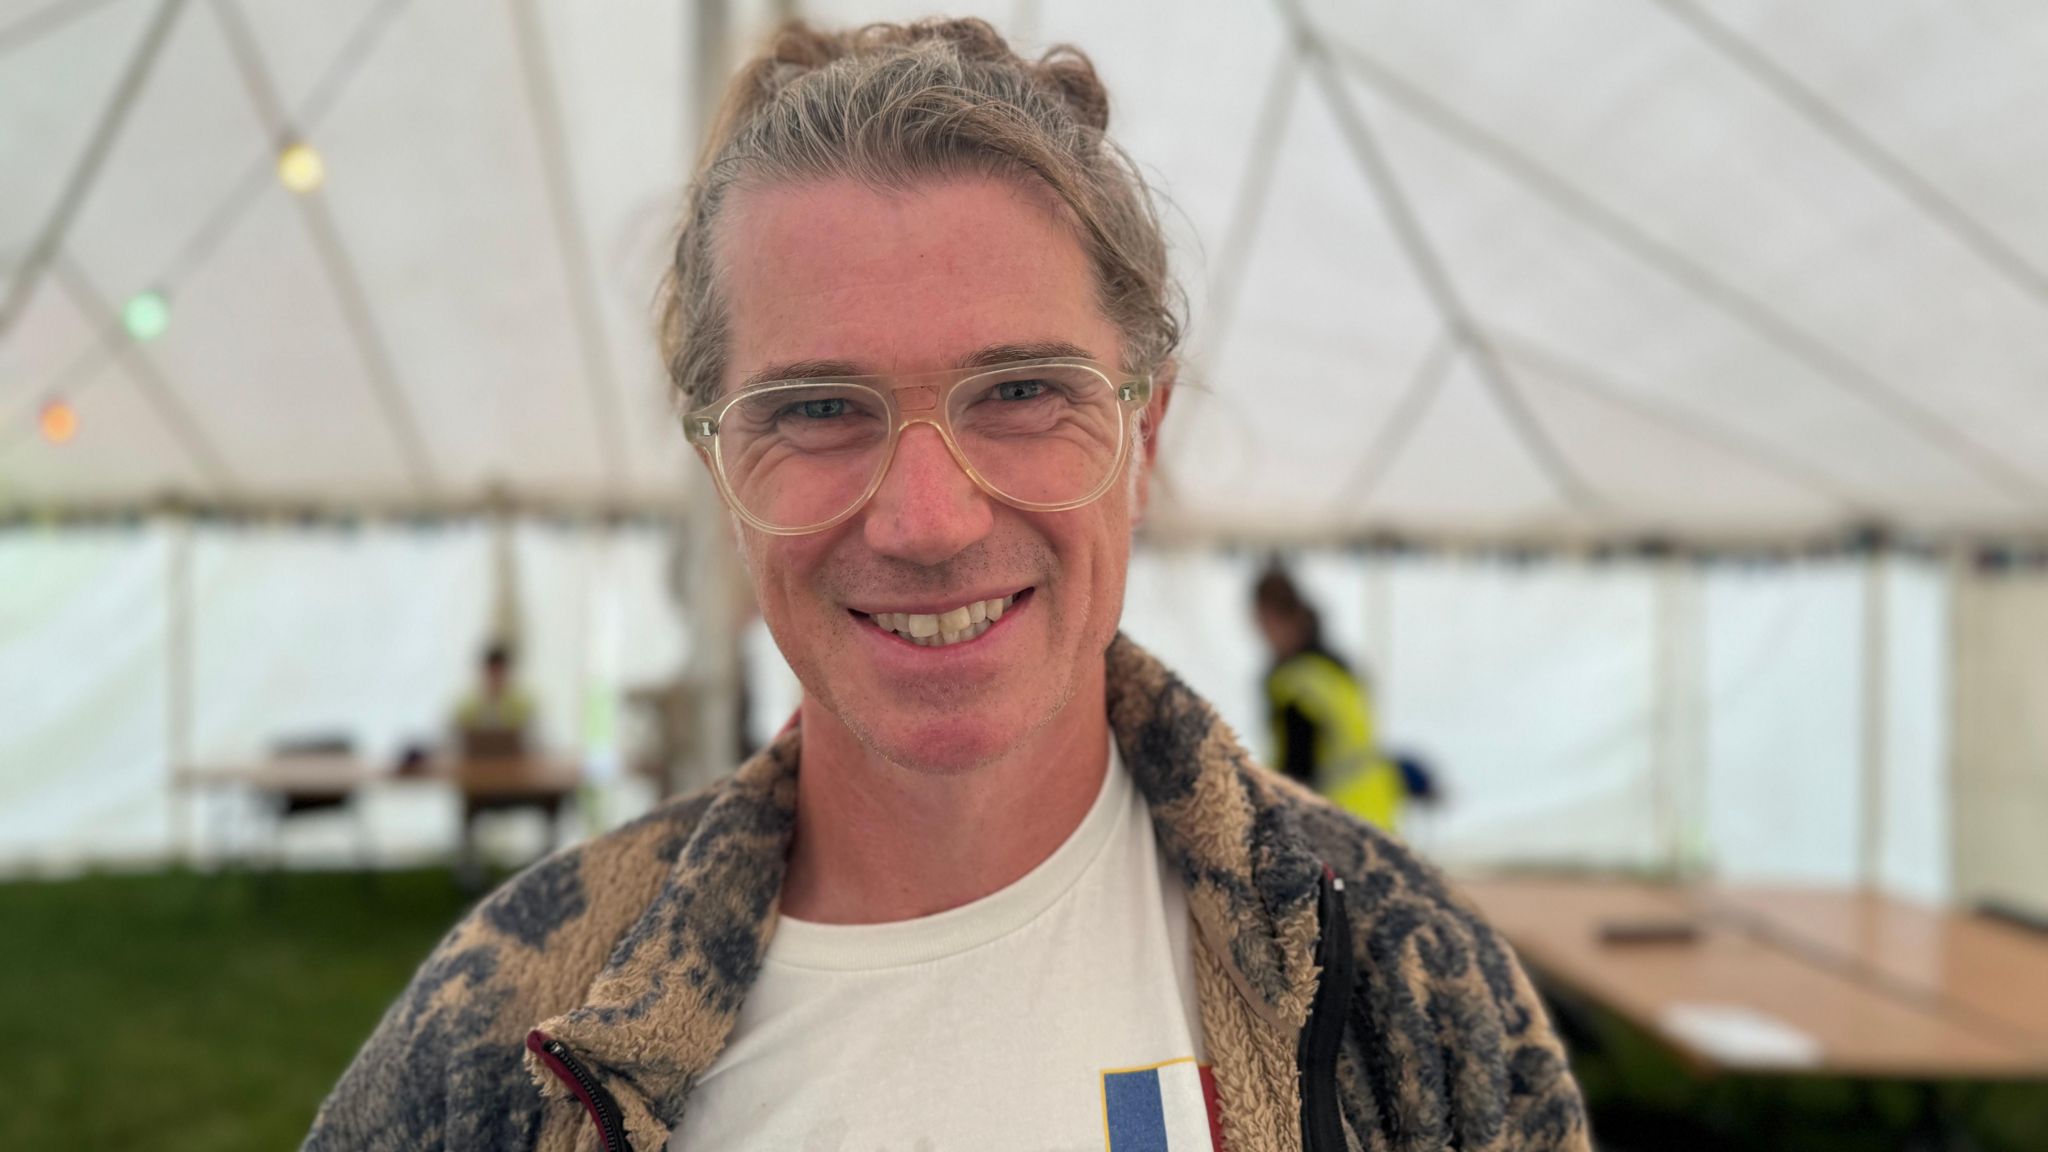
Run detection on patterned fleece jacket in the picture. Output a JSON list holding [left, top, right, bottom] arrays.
[[305, 634, 1589, 1152]]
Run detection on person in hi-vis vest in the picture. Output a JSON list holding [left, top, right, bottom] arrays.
[[1252, 564, 1404, 832]]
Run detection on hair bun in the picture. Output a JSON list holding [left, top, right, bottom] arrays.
[[1035, 47, 1111, 133], [749, 18, 1110, 134]]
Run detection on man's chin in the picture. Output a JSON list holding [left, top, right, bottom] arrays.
[[850, 711, 1037, 777]]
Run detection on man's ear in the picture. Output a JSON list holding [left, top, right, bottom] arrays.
[[1141, 361, 1175, 470], [1131, 361, 1176, 522]]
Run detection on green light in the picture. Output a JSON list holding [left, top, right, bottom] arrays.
[[123, 290, 170, 342]]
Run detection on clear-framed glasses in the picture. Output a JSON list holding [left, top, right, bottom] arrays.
[[683, 356, 1152, 536]]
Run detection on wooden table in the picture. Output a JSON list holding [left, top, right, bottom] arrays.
[[1702, 886, 2048, 1058], [445, 757, 584, 887], [1458, 875, 2048, 1081], [177, 755, 583, 879]]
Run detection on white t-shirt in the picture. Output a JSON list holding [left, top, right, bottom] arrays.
[[671, 742, 1220, 1151]]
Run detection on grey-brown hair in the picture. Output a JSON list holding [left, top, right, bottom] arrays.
[[660, 18, 1185, 411]]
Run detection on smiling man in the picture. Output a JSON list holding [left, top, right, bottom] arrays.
[[307, 20, 1586, 1152]]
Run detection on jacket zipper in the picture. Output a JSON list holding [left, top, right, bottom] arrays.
[[527, 1029, 630, 1152], [1297, 866, 1355, 1152]]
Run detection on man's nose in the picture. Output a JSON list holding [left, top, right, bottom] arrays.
[[861, 423, 994, 565]]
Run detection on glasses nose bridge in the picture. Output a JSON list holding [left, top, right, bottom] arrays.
[[874, 373, 988, 509], [889, 380, 943, 415], [883, 377, 969, 473]]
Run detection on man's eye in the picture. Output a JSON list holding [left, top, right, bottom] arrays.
[[994, 379, 1048, 401], [790, 398, 848, 419]]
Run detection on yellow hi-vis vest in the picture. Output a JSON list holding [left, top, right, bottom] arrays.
[[1266, 650, 1404, 832]]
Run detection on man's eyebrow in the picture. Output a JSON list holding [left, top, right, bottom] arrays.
[[954, 340, 1097, 369], [737, 359, 867, 389], [738, 341, 1100, 389]]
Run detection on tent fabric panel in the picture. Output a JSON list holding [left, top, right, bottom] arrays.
[[1700, 562, 1864, 886], [189, 521, 493, 766], [1949, 568, 2048, 908], [56, 4, 269, 300], [0, 0, 159, 274], [1376, 556, 1660, 867], [537, 0, 699, 493], [140, 191, 419, 497], [513, 521, 690, 766], [1705, 0, 2048, 277], [301, 0, 616, 497], [0, 527, 170, 869], [1877, 556, 1951, 903]]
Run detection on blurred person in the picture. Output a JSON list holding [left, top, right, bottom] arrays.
[[1253, 563, 1406, 832], [307, 20, 1585, 1152], [452, 641, 534, 747]]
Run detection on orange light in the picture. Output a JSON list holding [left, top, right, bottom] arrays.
[[40, 399, 78, 444]]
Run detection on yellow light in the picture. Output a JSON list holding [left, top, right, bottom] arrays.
[[277, 142, 325, 193], [40, 399, 78, 445]]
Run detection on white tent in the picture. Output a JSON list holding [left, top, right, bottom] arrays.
[[2, 1, 2044, 899], [7, 0, 2048, 540]]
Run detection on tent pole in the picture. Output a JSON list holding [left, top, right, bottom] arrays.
[[1942, 546, 1967, 903], [692, 0, 731, 149], [676, 0, 744, 795], [1859, 545, 1891, 891], [1651, 554, 1703, 878], [681, 485, 742, 794], [1652, 557, 1676, 876], [1365, 552, 1391, 689], [167, 510, 195, 866]]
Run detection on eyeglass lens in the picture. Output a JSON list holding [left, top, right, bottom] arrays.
[[715, 363, 1125, 531]]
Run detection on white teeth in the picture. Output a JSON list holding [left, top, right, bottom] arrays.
[[870, 593, 1018, 647]]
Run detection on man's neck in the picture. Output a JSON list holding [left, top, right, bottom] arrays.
[[778, 674, 1110, 925]]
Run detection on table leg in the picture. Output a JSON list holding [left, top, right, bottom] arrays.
[[457, 799, 484, 892]]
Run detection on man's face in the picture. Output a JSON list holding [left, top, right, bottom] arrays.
[[715, 175, 1162, 772]]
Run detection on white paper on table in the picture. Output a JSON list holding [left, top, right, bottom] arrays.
[[1657, 1002, 1824, 1068]]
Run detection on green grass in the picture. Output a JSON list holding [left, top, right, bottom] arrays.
[[2, 868, 478, 1152], [4, 869, 2043, 1151]]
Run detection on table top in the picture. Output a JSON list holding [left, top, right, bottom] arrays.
[[1458, 875, 2048, 1080], [178, 754, 583, 801], [1702, 886, 2048, 1056]]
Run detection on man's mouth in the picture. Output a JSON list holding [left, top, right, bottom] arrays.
[[854, 590, 1029, 648]]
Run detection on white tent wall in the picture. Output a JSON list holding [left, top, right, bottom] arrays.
[[514, 519, 690, 790], [0, 517, 685, 876], [0, 526, 170, 869], [1950, 566, 2048, 908], [1376, 556, 1662, 867], [1877, 558, 1953, 903]]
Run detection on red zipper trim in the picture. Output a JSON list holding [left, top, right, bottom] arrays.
[[527, 1029, 629, 1152]]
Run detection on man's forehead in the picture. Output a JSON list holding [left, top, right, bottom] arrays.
[[718, 175, 1118, 384]]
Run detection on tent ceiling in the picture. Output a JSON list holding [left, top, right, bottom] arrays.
[[3, 0, 2046, 543]]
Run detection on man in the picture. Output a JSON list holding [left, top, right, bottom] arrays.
[[1253, 564, 1405, 832], [307, 19, 1586, 1152]]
